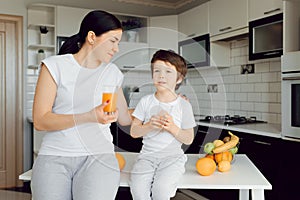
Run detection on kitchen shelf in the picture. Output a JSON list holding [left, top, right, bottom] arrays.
[[28, 44, 55, 50], [28, 24, 55, 30], [27, 65, 39, 70]]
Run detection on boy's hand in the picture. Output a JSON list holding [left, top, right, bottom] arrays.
[[149, 115, 164, 130], [160, 114, 180, 136]]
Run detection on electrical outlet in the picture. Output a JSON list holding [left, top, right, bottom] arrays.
[[241, 64, 255, 74], [207, 84, 218, 93]]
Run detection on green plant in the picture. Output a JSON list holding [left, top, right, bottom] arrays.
[[122, 18, 142, 31]]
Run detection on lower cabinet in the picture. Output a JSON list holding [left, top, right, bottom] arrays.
[[110, 122, 142, 153], [276, 139, 299, 199], [237, 133, 281, 200]]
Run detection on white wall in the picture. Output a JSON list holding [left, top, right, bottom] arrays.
[[0, 0, 27, 15]]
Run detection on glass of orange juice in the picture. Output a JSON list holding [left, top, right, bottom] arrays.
[[102, 85, 118, 113]]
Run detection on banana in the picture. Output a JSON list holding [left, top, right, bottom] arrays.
[[213, 131, 239, 153]]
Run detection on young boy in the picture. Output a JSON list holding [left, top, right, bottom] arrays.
[[129, 49, 196, 200]]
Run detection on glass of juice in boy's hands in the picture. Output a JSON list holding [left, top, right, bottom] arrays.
[[102, 85, 118, 113]]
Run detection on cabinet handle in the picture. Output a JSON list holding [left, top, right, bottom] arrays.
[[253, 140, 271, 146], [282, 76, 300, 81], [187, 33, 196, 38], [219, 27, 232, 32], [264, 8, 281, 15], [198, 130, 207, 134], [123, 66, 135, 68]]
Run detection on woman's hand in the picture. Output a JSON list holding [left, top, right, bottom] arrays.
[[91, 100, 118, 124], [178, 93, 189, 102]]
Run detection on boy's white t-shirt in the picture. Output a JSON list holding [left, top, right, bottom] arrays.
[[132, 94, 196, 156], [38, 54, 124, 156]]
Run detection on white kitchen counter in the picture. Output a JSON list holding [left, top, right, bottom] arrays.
[[20, 152, 271, 200], [197, 121, 281, 138]]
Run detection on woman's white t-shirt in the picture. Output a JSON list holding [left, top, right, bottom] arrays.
[[38, 54, 123, 156], [132, 94, 196, 157]]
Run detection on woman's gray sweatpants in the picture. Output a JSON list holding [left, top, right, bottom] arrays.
[[31, 154, 120, 200]]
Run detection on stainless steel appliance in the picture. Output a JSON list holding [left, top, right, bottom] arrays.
[[199, 115, 267, 126], [178, 34, 210, 68], [281, 52, 300, 139], [249, 13, 283, 60]]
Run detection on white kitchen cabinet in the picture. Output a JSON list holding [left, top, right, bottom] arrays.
[[149, 15, 178, 56], [56, 6, 91, 37], [283, 0, 300, 53], [112, 42, 150, 71], [178, 2, 209, 41], [209, 0, 248, 41], [248, 0, 283, 21], [27, 4, 56, 72]]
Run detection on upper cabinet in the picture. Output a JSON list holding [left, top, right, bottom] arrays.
[[248, 0, 283, 21], [178, 2, 209, 41], [209, 0, 248, 41], [112, 42, 149, 71], [149, 15, 178, 54], [283, 0, 300, 53]]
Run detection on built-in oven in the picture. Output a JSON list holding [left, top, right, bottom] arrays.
[[281, 52, 300, 139], [282, 73, 300, 139]]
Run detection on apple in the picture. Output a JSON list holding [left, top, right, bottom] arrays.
[[229, 146, 238, 154], [204, 142, 215, 154]]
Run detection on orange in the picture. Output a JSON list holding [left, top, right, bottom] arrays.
[[218, 160, 231, 172], [196, 157, 217, 176], [205, 154, 215, 161], [214, 151, 233, 163], [115, 152, 126, 170]]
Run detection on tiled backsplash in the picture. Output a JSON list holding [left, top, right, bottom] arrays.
[[126, 38, 281, 124], [26, 38, 281, 124]]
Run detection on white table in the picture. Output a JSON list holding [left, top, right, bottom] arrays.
[[20, 153, 271, 200]]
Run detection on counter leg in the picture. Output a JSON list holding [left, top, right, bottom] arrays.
[[239, 189, 249, 200], [251, 189, 264, 200]]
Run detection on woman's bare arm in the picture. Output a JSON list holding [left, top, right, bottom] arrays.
[[116, 87, 132, 126]]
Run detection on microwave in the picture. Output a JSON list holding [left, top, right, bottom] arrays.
[[178, 34, 210, 68], [249, 13, 283, 61]]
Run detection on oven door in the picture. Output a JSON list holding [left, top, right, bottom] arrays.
[[282, 74, 300, 139]]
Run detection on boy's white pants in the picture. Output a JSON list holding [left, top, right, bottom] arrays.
[[130, 154, 187, 200]]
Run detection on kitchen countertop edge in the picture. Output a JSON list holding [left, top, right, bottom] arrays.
[[197, 121, 281, 138]]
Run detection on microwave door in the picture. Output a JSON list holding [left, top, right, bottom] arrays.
[[282, 79, 300, 139]]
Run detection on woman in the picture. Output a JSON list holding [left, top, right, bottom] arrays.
[[31, 10, 132, 200]]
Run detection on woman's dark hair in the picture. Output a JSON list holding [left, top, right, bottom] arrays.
[[58, 10, 122, 55]]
